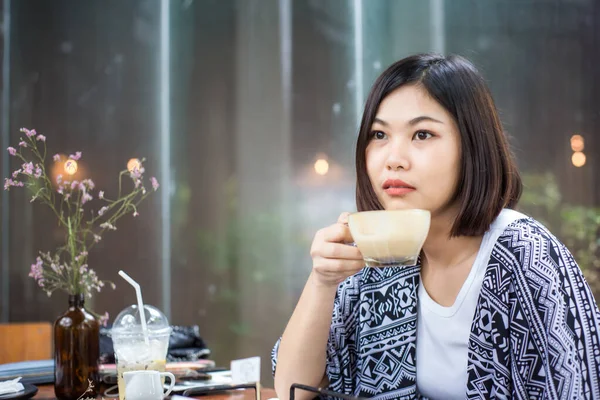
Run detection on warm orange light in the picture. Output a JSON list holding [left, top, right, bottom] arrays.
[[127, 158, 142, 172], [314, 159, 329, 175], [64, 159, 78, 175], [572, 151, 586, 167], [570, 135, 584, 152]]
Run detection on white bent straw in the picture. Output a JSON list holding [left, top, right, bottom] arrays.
[[118, 270, 150, 345]]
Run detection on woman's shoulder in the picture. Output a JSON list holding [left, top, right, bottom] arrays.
[[492, 209, 576, 278], [497, 209, 565, 251]]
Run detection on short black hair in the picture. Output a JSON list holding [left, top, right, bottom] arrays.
[[355, 53, 522, 237]]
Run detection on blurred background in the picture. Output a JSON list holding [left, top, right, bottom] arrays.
[[1, 0, 599, 387]]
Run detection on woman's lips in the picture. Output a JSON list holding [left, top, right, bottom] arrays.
[[384, 187, 415, 196], [382, 179, 416, 196]]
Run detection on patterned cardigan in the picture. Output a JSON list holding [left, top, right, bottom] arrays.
[[272, 216, 600, 399]]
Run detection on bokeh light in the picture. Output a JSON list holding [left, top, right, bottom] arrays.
[[127, 158, 142, 172], [64, 159, 78, 175], [570, 134, 584, 152], [572, 151, 586, 167], [314, 159, 329, 175]]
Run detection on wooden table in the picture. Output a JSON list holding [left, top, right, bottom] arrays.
[[34, 384, 278, 399]]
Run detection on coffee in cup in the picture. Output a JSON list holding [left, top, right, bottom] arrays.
[[348, 209, 430, 267]]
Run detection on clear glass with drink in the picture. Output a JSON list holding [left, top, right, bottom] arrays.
[[348, 209, 431, 267], [110, 304, 172, 400]]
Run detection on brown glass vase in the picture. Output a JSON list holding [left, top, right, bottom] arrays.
[[54, 293, 100, 400]]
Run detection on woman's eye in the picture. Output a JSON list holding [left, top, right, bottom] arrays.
[[414, 131, 433, 140], [371, 131, 387, 140]]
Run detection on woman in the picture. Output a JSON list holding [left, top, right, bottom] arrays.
[[272, 54, 600, 400]]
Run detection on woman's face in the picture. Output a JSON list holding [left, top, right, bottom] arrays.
[[366, 84, 462, 216]]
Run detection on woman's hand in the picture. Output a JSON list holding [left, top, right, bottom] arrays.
[[310, 212, 365, 287]]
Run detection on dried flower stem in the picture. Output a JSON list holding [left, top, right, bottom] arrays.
[[4, 128, 159, 325]]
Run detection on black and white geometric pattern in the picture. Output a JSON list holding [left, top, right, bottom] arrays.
[[272, 216, 600, 399]]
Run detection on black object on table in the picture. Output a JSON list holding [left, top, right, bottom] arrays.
[[182, 383, 259, 399], [289, 383, 368, 400], [0, 383, 39, 400]]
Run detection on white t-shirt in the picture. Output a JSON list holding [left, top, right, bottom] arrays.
[[416, 209, 525, 399]]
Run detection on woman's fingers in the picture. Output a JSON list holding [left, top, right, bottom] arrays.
[[318, 222, 354, 244], [312, 258, 365, 275], [318, 242, 363, 260], [310, 212, 364, 287], [337, 212, 351, 225]]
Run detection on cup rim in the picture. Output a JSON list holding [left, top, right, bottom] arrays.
[[123, 370, 161, 376]]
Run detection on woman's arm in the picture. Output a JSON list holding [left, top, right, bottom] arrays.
[[274, 213, 364, 400], [507, 219, 600, 398], [274, 272, 337, 400]]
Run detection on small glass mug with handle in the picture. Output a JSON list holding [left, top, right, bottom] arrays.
[[347, 209, 430, 267]]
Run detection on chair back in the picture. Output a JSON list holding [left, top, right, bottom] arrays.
[[0, 322, 52, 364]]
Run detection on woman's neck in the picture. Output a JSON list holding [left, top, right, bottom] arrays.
[[421, 208, 483, 270]]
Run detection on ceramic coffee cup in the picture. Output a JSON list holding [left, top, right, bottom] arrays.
[[123, 370, 175, 400]]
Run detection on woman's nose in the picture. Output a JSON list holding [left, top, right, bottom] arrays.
[[385, 142, 410, 171]]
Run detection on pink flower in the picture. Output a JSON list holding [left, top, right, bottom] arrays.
[[7, 147, 16, 156], [69, 152, 82, 161], [98, 191, 104, 199], [53, 154, 61, 162], [56, 175, 63, 184], [18, 141, 27, 148], [71, 181, 79, 190], [151, 177, 159, 191], [82, 193, 93, 204], [36, 135, 46, 142], [4, 178, 13, 190], [130, 166, 144, 180], [100, 222, 116, 230], [133, 211, 139, 217], [98, 206, 109, 216], [22, 162, 34, 175], [12, 170, 20, 179], [57, 187, 64, 195], [64, 193, 71, 200], [2, 178, 23, 190], [94, 234, 102, 243], [20, 128, 36, 138], [28, 257, 44, 280], [83, 179, 95, 190], [34, 165, 42, 179]]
